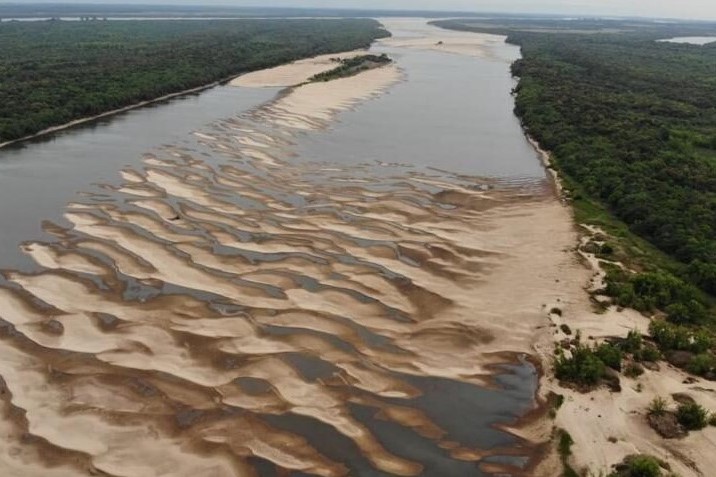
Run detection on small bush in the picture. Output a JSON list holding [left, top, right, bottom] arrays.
[[649, 320, 712, 354], [624, 362, 644, 378], [666, 300, 708, 325], [634, 344, 661, 363], [551, 307, 563, 316], [560, 324, 573, 335], [557, 428, 573, 459], [648, 397, 668, 416], [621, 455, 662, 477], [709, 413, 716, 427], [595, 342, 623, 371], [622, 329, 643, 354], [600, 243, 615, 255], [676, 402, 708, 430], [555, 345, 606, 386], [687, 353, 716, 376]]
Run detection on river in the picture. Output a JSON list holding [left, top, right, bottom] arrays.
[[0, 20, 549, 477]]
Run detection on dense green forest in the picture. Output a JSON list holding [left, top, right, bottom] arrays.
[[434, 18, 716, 380], [0, 19, 389, 142]]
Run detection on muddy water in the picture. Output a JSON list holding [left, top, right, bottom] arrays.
[[0, 21, 549, 477]]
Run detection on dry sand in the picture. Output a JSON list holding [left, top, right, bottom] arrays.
[[531, 226, 716, 477], [377, 18, 509, 59], [230, 50, 368, 88]]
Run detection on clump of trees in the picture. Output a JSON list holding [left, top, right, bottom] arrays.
[[647, 395, 711, 439], [555, 343, 608, 387], [0, 19, 389, 142], [556, 330, 662, 389], [309, 53, 392, 82]]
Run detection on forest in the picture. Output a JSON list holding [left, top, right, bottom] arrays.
[[0, 19, 389, 143]]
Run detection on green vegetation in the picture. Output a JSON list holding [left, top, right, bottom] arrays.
[[556, 428, 579, 477], [624, 362, 644, 378], [309, 53, 392, 82], [648, 397, 668, 416], [676, 402, 709, 430], [0, 18, 389, 142], [595, 342, 624, 371], [434, 17, 716, 379], [555, 344, 607, 386], [609, 455, 665, 477]]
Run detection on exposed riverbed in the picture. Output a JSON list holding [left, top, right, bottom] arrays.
[[0, 19, 566, 477]]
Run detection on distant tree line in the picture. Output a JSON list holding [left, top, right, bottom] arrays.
[[0, 19, 389, 142]]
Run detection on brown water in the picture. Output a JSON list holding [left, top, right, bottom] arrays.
[[0, 22, 550, 477]]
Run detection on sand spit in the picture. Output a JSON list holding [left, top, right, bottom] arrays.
[[378, 18, 509, 59], [230, 50, 367, 88], [252, 63, 402, 131]]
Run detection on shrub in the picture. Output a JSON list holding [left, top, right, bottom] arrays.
[[687, 260, 716, 295], [676, 402, 708, 430], [623, 455, 662, 477], [709, 413, 716, 427], [666, 300, 708, 325], [624, 362, 644, 378], [600, 243, 615, 255], [557, 428, 573, 458], [555, 345, 606, 386], [687, 353, 716, 376], [622, 329, 643, 354], [634, 344, 661, 363], [648, 396, 667, 416], [560, 324, 573, 335], [632, 272, 700, 310], [649, 320, 712, 354], [595, 342, 623, 371]]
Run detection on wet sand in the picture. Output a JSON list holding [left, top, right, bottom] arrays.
[[0, 19, 591, 477]]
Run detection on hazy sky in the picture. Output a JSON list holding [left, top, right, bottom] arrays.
[[4, 0, 716, 21]]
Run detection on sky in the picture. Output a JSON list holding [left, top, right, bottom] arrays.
[[3, 0, 716, 21]]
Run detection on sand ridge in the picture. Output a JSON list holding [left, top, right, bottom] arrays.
[[230, 50, 369, 88]]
